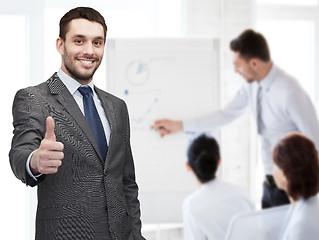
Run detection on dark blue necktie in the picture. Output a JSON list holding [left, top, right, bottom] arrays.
[[78, 86, 108, 160]]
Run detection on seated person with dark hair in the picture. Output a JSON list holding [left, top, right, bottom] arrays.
[[273, 133, 319, 240], [183, 134, 254, 240]]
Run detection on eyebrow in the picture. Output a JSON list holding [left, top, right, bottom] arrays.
[[94, 36, 105, 41], [72, 35, 105, 41], [72, 34, 86, 39]]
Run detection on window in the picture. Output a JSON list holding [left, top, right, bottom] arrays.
[[257, 20, 315, 98]]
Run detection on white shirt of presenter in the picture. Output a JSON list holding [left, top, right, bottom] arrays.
[[183, 179, 254, 240], [183, 64, 319, 175], [280, 195, 319, 240]]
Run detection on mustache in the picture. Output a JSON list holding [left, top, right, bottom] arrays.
[[78, 55, 99, 61]]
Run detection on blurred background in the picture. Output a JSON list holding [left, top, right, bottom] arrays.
[[1, 0, 319, 239]]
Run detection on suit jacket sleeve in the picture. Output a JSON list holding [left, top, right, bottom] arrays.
[[9, 87, 47, 187]]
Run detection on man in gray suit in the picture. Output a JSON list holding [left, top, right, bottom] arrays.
[[9, 7, 145, 240]]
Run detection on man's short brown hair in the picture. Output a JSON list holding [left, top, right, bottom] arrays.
[[230, 29, 270, 62], [59, 7, 107, 42]]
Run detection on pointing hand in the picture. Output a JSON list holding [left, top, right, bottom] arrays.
[[151, 119, 183, 137]]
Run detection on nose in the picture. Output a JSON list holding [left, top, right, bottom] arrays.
[[83, 42, 94, 55]]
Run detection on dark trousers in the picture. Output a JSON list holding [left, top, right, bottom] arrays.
[[262, 175, 290, 209]]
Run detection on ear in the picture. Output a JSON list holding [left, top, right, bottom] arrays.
[[56, 37, 64, 55], [185, 162, 192, 172], [217, 158, 222, 166], [249, 58, 259, 68]]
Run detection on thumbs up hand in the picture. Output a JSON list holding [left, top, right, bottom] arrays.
[[44, 115, 57, 141], [30, 116, 64, 175]]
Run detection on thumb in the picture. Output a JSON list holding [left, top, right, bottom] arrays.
[[44, 116, 56, 141]]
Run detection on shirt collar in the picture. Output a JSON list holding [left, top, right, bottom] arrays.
[[202, 178, 218, 188], [258, 63, 277, 91], [293, 196, 309, 212], [57, 68, 95, 95]]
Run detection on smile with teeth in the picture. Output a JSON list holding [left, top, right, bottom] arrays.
[[79, 59, 95, 64]]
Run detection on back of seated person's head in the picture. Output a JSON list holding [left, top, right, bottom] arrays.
[[273, 133, 319, 201], [187, 134, 220, 183]]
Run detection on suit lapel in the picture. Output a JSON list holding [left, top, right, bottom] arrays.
[[94, 86, 115, 168], [46, 74, 104, 162]]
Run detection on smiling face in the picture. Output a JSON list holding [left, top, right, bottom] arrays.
[[56, 18, 105, 84]]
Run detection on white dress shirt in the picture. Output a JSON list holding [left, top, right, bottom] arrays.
[[280, 195, 319, 240], [26, 69, 111, 180], [183, 64, 319, 174], [183, 179, 254, 240], [57, 69, 111, 142]]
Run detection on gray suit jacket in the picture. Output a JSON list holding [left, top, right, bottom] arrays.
[[9, 73, 145, 240]]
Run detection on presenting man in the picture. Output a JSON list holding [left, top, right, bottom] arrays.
[[152, 29, 319, 209], [9, 7, 145, 239]]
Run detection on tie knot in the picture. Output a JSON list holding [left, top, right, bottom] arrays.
[[78, 86, 93, 96]]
